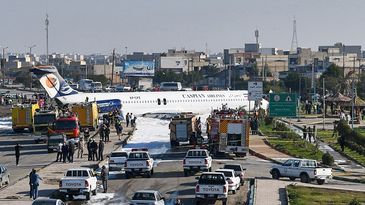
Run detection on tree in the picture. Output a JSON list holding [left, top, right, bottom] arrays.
[[319, 64, 344, 94], [283, 72, 303, 92]]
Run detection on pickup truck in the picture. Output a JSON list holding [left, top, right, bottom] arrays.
[[270, 158, 332, 185], [183, 149, 212, 176], [124, 149, 154, 178], [130, 190, 165, 205], [195, 172, 228, 205], [108, 150, 129, 172], [59, 168, 97, 200]]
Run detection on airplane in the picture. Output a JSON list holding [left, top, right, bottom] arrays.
[[31, 66, 267, 116]]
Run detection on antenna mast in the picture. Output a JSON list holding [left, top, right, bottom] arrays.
[[45, 14, 49, 65]]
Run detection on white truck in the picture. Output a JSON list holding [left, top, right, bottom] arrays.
[[183, 149, 212, 176], [108, 150, 129, 172], [124, 149, 154, 178], [270, 158, 332, 185], [195, 172, 228, 205], [59, 168, 97, 200]]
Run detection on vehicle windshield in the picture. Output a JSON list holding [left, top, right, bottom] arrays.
[[55, 120, 77, 130], [32, 200, 59, 205], [129, 152, 148, 159], [34, 114, 56, 124], [223, 165, 242, 172], [199, 174, 226, 185], [186, 150, 207, 158], [92, 82, 102, 87], [111, 152, 128, 157], [132, 192, 155, 201], [217, 171, 233, 177]]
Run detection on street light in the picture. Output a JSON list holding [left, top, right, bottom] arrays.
[[28, 44, 36, 55]]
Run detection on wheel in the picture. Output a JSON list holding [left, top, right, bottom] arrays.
[[147, 171, 152, 178], [195, 199, 200, 205], [208, 167, 212, 172], [86, 192, 91, 200], [68, 194, 74, 201], [92, 188, 97, 195], [184, 170, 188, 177], [222, 199, 227, 205], [271, 169, 280, 179], [237, 185, 240, 190], [48, 148, 53, 153], [151, 169, 154, 175], [300, 173, 310, 183], [317, 179, 325, 185], [289, 177, 296, 181], [6, 175, 9, 185], [125, 172, 130, 179], [232, 189, 236, 194]]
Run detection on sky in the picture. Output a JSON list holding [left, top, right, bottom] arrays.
[[1, 0, 365, 55]]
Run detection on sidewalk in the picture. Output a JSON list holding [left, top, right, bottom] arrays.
[[249, 134, 290, 163], [0, 123, 134, 202], [254, 178, 288, 205]]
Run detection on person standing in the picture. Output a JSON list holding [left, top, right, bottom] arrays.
[[14, 143, 23, 166], [302, 126, 307, 140], [313, 125, 317, 143], [87, 139, 92, 161], [130, 113, 135, 127], [77, 138, 84, 158], [91, 139, 98, 161], [84, 128, 90, 142], [29, 169, 34, 198], [100, 165, 108, 193], [56, 142, 63, 162], [308, 127, 312, 143], [98, 140, 105, 161], [126, 113, 130, 127], [30, 169, 42, 200], [116, 120, 123, 140], [68, 141, 75, 163], [104, 125, 110, 142], [61, 142, 69, 163], [339, 134, 346, 152]]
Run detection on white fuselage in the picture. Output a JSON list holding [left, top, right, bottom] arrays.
[[57, 90, 254, 116]]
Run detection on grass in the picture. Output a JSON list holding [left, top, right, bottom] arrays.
[[267, 138, 323, 160], [287, 185, 365, 205], [260, 122, 323, 161], [317, 130, 365, 167]]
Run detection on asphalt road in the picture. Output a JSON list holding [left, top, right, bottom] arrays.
[[64, 156, 274, 205]]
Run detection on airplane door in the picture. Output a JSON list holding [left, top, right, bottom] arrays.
[[157, 98, 161, 105], [163, 98, 167, 105]]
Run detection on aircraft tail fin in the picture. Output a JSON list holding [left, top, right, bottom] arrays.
[[30, 66, 78, 98]]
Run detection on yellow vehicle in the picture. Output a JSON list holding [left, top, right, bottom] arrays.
[[12, 103, 40, 132], [71, 102, 99, 131]]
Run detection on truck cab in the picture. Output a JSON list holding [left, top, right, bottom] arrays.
[[124, 148, 154, 178], [33, 110, 57, 143], [52, 114, 81, 144]]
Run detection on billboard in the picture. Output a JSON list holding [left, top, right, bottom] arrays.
[[120, 60, 155, 77]]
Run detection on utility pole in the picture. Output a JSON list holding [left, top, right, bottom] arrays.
[[45, 14, 49, 65], [342, 44, 345, 77], [111, 48, 115, 86], [323, 78, 325, 130], [298, 76, 301, 122], [352, 57, 356, 129], [1, 47, 8, 87]]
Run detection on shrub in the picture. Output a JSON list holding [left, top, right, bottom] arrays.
[[322, 152, 334, 166], [348, 198, 361, 205]]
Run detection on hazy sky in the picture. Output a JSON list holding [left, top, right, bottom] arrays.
[[1, 0, 364, 55]]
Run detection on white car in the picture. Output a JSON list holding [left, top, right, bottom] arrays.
[[130, 190, 165, 205], [183, 149, 212, 176], [108, 150, 129, 172], [216, 169, 240, 194], [59, 168, 97, 200], [195, 172, 228, 205]]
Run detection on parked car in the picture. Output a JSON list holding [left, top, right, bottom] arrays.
[[32, 198, 65, 205], [223, 163, 246, 185], [124, 148, 154, 178], [130, 190, 165, 205], [195, 172, 228, 205], [0, 164, 10, 187], [108, 150, 129, 172], [215, 169, 240, 194], [104, 85, 115, 92], [59, 168, 97, 200], [183, 149, 212, 176], [270, 158, 332, 185]]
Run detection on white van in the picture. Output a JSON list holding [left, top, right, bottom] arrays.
[[91, 82, 102, 92], [160, 82, 182, 91]]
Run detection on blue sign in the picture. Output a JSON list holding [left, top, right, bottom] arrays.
[[119, 60, 155, 77], [96, 99, 121, 113]]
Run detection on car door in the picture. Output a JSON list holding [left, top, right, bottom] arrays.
[[281, 160, 293, 176], [288, 160, 301, 177], [156, 192, 165, 205]]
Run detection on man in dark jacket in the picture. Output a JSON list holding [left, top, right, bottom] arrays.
[[98, 140, 104, 161], [87, 139, 92, 161], [14, 143, 23, 166], [100, 165, 108, 193], [90, 139, 98, 161], [30, 169, 42, 199], [68, 141, 75, 163], [61, 142, 69, 163]]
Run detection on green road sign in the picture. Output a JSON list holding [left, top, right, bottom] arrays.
[[269, 93, 298, 117]]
